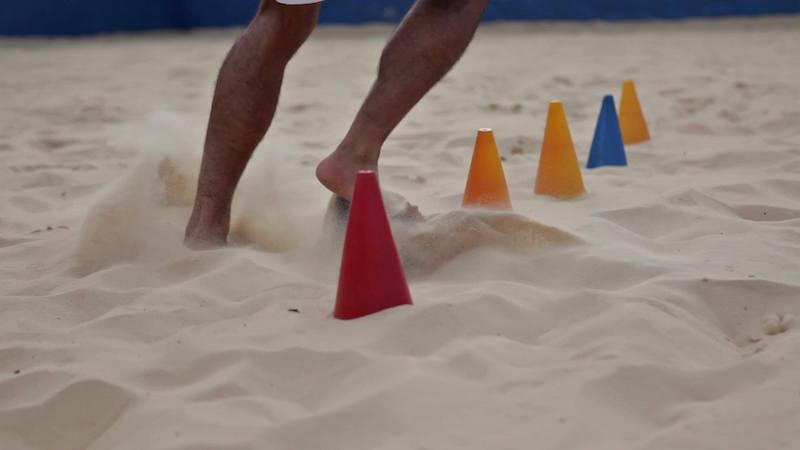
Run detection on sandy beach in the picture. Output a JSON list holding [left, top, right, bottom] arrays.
[[1, 16, 799, 450]]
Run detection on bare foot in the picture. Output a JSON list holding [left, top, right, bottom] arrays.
[[184, 226, 228, 249], [316, 151, 377, 200], [184, 199, 230, 249]]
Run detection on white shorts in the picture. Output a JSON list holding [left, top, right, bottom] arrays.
[[277, 0, 323, 4]]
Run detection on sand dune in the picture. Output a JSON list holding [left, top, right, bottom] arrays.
[[2, 17, 800, 450]]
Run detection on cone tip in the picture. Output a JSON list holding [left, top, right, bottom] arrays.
[[548, 100, 565, 114], [477, 127, 493, 133], [355, 170, 378, 190]]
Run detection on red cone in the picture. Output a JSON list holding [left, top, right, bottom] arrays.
[[333, 171, 413, 320]]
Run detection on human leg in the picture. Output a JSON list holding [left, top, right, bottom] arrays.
[[316, 0, 489, 200], [185, 0, 320, 247]]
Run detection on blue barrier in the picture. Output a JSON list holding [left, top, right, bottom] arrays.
[[2, 0, 798, 36]]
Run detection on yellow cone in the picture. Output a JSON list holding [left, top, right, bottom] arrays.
[[534, 101, 586, 200], [463, 128, 512, 210], [619, 80, 650, 145]]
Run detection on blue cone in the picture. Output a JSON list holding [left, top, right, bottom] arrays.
[[587, 95, 627, 169]]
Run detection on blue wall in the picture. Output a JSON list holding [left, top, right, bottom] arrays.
[[2, 0, 799, 36]]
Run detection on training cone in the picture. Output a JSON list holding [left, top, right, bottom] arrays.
[[462, 128, 512, 210], [333, 171, 412, 320], [619, 80, 650, 145], [534, 101, 586, 199], [587, 95, 627, 169]]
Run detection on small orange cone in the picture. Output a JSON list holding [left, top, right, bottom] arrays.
[[462, 128, 512, 210], [534, 101, 586, 199], [618, 80, 650, 145]]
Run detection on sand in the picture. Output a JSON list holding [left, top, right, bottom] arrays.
[[2, 16, 800, 450]]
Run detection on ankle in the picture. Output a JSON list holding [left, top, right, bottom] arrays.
[[187, 195, 231, 229], [333, 143, 379, 166]]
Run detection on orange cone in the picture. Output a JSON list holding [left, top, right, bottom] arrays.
[[534, 101, 586, 199], [462, 128, 512, 210], [618, 80, 650, 145]]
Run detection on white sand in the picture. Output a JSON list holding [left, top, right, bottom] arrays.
[[2, 16, 800, 450]]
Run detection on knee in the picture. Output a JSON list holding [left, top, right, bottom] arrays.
[[256, 1, 320, 55]]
